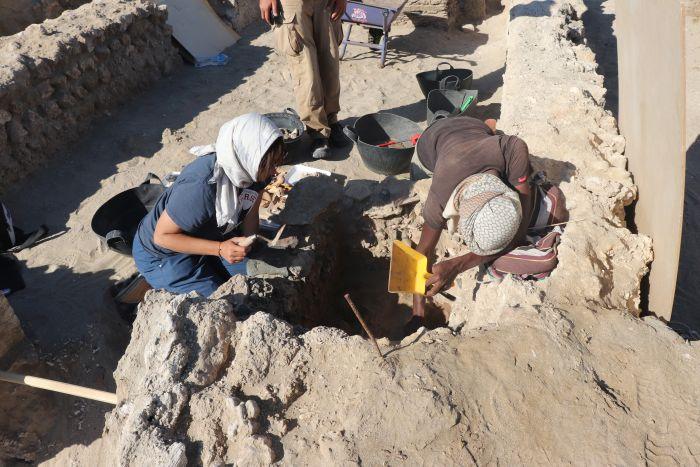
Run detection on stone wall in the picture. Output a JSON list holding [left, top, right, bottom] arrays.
[[0, 0, 91, 37], [206, 0, 262, 33], [403, 0, 496, 29], [0, 0, 181, 194], [485, 0, 652, 325]]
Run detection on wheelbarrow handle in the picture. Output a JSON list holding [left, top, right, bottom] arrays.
[[439, 75, 460, 90], [106, 229, 128, 250], [436, 61, 454, 71], [428, 110, 452, 126], [343, 125, 359, 142]]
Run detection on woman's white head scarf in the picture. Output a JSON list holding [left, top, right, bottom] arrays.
[[456, 173, 522, 255], [190, 113, 282, 227]]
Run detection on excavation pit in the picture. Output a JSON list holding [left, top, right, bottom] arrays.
[[243, 176, 450, 340]]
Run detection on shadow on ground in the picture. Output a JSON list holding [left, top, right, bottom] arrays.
[[581, 0, 618, 118], [341, 25, 487, 68], [670, 134, 700, 339], [5, 23, 272, 231], [5, 261, 129, 464], [510, 0, 555, 18], [2, 21, 273, 464]]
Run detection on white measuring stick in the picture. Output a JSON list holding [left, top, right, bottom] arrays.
[[527, 218, 591, 231]]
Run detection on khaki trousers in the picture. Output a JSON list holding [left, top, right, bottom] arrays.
[[275, 0, 343, 138]]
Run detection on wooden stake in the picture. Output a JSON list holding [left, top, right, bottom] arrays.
[[344, 294, 384, 359], [0, 370, 118, 405]]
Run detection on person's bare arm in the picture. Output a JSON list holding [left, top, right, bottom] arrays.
[[484, 119, 497, 134], [328, 0, 347, 21], [411, 223, 443, 318], [424, 182, 533, 296], [153, 210, 250, 263], [259, 0, 278, 24], [425, 251, 498, 297]]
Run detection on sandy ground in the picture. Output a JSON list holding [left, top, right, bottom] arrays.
[[3, 10, 508, 460]]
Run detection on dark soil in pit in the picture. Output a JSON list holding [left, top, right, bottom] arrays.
[[247, 179, 450, 340], [333, 246, 450, 340]]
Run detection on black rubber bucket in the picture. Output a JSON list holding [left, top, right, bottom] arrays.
[[344, 113, 421, 176], [416, 62, 474, 98], [263, 108, 306, 158], [426, 89, 479, 125], [91, 173, 165, 256]]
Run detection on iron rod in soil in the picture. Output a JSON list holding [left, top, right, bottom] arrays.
[[344, 293, 384, 359]]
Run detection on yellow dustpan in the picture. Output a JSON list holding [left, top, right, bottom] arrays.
[[388, 240, 431, 295]]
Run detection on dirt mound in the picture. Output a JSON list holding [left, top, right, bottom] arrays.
[[42, 172, 700, 465], [45, 287, 700, 465]]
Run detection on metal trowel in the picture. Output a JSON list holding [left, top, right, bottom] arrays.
[[236, 224, 290, 248]]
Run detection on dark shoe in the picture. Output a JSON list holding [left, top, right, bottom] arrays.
[[312, 138, 331, 159], [329, 123, 350, 147]]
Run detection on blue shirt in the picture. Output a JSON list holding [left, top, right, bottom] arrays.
[[136, 154, 266, 258]]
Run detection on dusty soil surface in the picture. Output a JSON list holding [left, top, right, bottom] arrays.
[[46, 290, 700, 466], [7, 0, 700, 464], [3, 11, 507, 462]]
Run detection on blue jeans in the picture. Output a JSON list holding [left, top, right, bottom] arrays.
[[132, 234, 247, 298]]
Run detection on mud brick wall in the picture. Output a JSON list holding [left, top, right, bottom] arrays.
[[206, 0, 261, 33], [0, 0, 92, 37], [0, 0, 181, 193]]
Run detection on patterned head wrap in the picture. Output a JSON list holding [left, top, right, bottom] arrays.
[[456, 173, 522, 255]]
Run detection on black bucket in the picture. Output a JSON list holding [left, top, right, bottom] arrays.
[[263, 108, 306, 158], [344, 113, 421, 176], [91, 173, 165, 256], [416, 62, 473, 98], [426, 89, 479, 125]]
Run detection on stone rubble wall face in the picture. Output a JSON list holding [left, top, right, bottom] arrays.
[[402, 0, 487, 29], [446, 0, 654, 328], [0, 0, 92, 37], [0, 0, 181, 194]]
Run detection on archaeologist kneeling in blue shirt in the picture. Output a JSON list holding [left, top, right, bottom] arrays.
[[132, 113, 286, 297]]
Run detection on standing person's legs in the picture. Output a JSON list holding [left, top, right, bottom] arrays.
[[275, 0, 330, 138], [312, 0, 342, 128]]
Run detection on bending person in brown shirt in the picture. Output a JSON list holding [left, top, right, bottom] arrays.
[[410, 116, 534, 330]]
